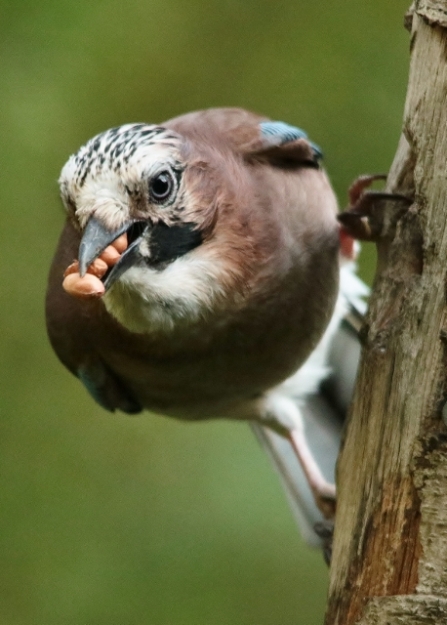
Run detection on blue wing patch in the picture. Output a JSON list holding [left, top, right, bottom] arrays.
[[260, 121, 307, 143], [260, 121, 323, 159]]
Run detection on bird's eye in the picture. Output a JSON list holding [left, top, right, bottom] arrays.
[[149, 170, 175, 204]]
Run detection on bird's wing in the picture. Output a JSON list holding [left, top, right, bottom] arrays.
[[166, 107, 321, 165], [46, 218, 142, 413], [252, 261, 367, 545]]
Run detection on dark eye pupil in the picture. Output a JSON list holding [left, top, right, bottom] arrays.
[[150, 171, 173, 201]]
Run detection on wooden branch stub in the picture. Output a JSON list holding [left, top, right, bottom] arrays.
[[416, 0, 447, 28], [325, 6, 447, 625]]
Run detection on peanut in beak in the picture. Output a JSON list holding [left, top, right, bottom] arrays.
[[62, 233, 128, 299]]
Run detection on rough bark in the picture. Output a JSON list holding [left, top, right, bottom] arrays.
[[325, 3, 447, 624]]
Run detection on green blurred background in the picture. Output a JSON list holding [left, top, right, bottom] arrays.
[[2, 2, 409, 623]]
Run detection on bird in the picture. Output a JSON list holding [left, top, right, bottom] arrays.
[[46, 107, 361, 545]]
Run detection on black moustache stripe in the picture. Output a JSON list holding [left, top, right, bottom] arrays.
[[147, 221, 202, 267]]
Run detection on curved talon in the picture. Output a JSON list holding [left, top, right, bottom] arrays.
[[338, 212, 373, 241], [348, 173, 387, 206], [339, 174, 413, 242], [314, 520, 334, 566]]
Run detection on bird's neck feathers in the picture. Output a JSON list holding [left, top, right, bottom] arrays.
[[102, 212, 259, 338], [102, 250, 244, 336]]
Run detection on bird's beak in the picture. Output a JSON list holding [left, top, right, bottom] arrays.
[[79, 217, 148, 290]]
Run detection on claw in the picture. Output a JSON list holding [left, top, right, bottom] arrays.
[[314, 520, 334, 566], [348, 174, 388, 206], [338, 174, 413, 242]]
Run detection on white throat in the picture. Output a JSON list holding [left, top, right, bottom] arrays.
[[102, 254, 228, 335]]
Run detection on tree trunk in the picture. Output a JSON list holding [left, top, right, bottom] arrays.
[[325, 3, 447, 624]]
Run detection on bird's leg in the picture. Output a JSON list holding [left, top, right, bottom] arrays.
[[261, 394, 336, 520], [338, 173, 412, 242], [289, 427, 336, 520]]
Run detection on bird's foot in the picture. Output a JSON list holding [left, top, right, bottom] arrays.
[[314, 520, 334, 566], [313, 485, 336, 521], [338, 174, 412, 242]]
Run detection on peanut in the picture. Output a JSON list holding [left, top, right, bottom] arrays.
[[99, 245, 121, 266], [64, 260, 80, 277], [64, 257, 108, 280], [112, 232, 128, 254], [87, 257, 109, 278], [63, 231, 128, 299], [63, 272, 105, 299]]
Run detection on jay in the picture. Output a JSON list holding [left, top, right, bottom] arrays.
[[46, 108, 365, 546]]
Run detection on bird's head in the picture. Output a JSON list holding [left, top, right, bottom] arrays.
[[59, 122, 257, 334], [59, 110, 336, 339]]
